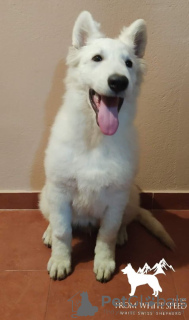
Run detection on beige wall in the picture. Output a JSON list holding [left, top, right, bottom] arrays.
[[0, 0, 189, 192]]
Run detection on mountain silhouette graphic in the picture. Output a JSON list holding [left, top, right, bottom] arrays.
[[151, 258, 175, 275], [137, 259, 175, 275], [76, 292, 98, 317], [137, 263, 151, 274], [151, 263, 165, 275]]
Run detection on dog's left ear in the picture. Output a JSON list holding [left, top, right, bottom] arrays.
[[72, 11, 103, 49], [119, 19, 147, 58]]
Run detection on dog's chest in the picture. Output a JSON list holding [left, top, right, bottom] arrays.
[[71, 144, 135, 217], [75, 150, 131, 194], [72, 185, 108, 218], [47, 125, 138, 216]]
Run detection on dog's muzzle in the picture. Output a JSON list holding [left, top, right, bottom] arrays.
[[108, 74, 129, 93], [89, 89, 124, 136]]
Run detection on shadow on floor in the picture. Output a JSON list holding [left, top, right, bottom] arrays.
[[71, 210, 189, 275]]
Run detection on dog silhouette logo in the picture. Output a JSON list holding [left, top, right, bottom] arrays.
[[121, 258, 175, 297], [68, 291, 98, 318]]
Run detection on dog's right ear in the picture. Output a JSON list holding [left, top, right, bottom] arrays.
[[72, 11, 103, 49], [119, 19, 147, 58]]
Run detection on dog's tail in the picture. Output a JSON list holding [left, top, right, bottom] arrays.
[[136, 208, 175, 251]]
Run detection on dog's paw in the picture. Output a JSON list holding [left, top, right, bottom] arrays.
[[116, 226, 128, 246], [94, 258, 115, 282], [42, 225, 52, 248], [47, 256, 71, 280]]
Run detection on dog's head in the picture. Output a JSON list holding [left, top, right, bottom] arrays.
[[67, 11, 147, 136], [121, 263, 132, 274]]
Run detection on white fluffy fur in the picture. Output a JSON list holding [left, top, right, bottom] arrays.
[[39, 11, 174, 282]]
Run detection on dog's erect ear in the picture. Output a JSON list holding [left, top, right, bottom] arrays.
[[119, 19, 147, 58], [72, 11, 103, 49]]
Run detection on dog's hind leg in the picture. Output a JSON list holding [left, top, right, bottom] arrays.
[[116, 225, 128, 246], [39, 185, 50, 221], [42, 224, 52, 248], [117, 188, 139, 246], [39, 185, 52, 246], [152, 290, 158, 297]]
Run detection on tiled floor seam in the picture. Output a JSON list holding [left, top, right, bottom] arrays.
[[2, 269, 47, 272], [169, 272, 187, 320], [44, 279, 52, 320], [164, 250, 186, 320]]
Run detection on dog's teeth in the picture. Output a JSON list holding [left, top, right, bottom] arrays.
[[94, 95, 100, 105], [95, 93, 100, 103]]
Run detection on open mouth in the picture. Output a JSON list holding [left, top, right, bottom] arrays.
[[89, 89, 124, 136]]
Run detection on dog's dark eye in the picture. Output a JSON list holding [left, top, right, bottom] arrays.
[[92, 55, 103, 62], [125, 60, 133, 68]]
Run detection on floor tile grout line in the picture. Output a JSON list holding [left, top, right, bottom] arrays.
[[169, 271, 186, 320], [44, 279, 52, 320], [164, 250, 186, 320], [1, 269, 47, 272], [169, 271, 187, 320]]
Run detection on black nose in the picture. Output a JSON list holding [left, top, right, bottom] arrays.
[[108, 74, 129, 93]]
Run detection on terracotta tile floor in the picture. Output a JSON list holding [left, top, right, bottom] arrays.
[[0, 209, 188, 320]]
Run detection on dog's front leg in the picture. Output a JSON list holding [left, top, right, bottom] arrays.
[[46, 183, 72, 280], [129, 285, 136, 296], [94, 192, 128, 282]]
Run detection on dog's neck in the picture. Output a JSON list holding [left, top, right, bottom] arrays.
[[126, 266, 136, 283]]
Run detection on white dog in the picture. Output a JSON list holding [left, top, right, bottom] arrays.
[[122, 264, 162, 297], [39, 11, 174, 282]]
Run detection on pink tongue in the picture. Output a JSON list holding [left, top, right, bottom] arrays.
[[98, 96, 119, 135]]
